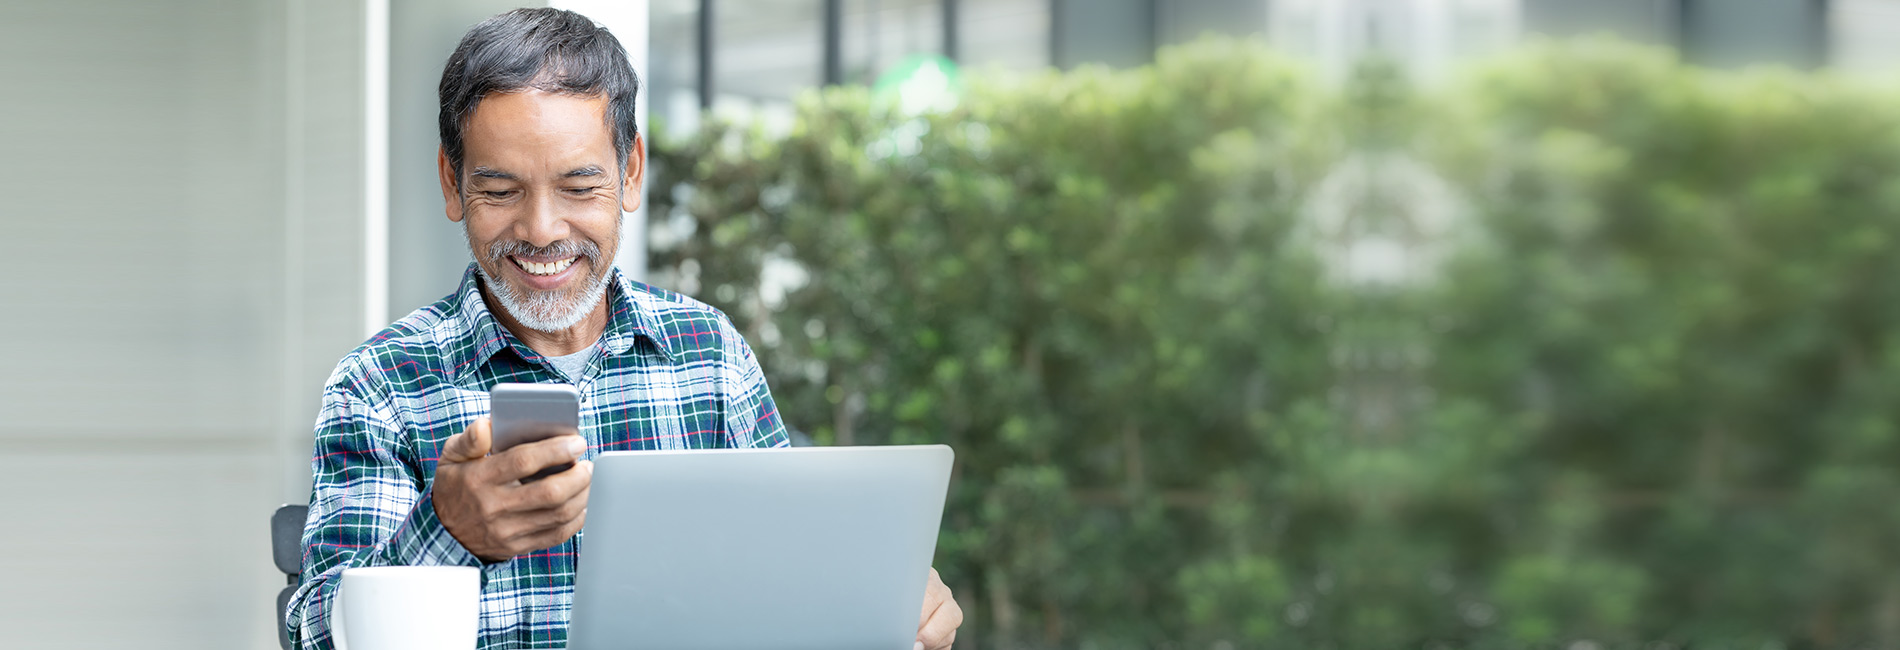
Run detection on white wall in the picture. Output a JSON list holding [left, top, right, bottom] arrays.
[[0, 1, 653, 647], [386, 0, 541, 319], [0, 0, 373, 647]]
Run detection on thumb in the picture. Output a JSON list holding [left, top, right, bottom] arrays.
[[441, 417, 492, 463]]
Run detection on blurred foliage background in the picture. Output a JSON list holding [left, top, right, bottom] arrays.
[[645, 37, 1900, 649]]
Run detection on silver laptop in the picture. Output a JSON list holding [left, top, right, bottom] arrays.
[[567, 445, 954, 650]]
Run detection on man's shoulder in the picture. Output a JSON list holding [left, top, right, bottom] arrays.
[[618, 278, 745, 360], [325, 295, 472, 396]]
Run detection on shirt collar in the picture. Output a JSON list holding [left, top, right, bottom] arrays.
[[445, 263, 675, 383]]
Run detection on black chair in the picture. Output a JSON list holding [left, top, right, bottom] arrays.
[[272, 504, 308, 650]]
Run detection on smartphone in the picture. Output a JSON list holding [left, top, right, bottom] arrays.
[[489, 382, 582, 480]]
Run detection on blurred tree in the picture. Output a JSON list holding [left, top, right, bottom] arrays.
[[649, 40, 1339, 649], [1427, 37, 1900, 648], [643, 35, 1900, 649]]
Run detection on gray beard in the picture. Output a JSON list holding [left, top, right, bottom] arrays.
[[478, 261, 611, 333], [467, 228, 615, 334]]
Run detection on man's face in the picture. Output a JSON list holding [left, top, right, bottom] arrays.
[[439, 89, 643, 333]]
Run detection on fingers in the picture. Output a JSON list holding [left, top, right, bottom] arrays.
[[492, 434, 588, 483], [917, 568, 962, 650], [513, 460, 592, 516], [455, 463, 591, 560], [531, 480, 591, 535], [440, 418, 493, 463], [920, 568, 944, 619], [434, 423, 591, 561], [499, 474, 591, 552], [918, 607, 960, 650], [510, 507, 588, 554], [495, 459, 591, 531]]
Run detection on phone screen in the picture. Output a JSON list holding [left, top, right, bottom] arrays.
[[489, 382, 581, 480]]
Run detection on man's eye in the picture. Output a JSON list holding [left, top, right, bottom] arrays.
[[564, 186, 601, 195], [482, 190, 516, 199]]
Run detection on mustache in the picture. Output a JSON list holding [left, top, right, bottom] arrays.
[[483, 238, 602, 265]]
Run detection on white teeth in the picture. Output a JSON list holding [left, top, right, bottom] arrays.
[[516, 257, 577, 276]]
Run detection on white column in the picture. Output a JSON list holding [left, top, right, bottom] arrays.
[[365, 0, 390, 336]]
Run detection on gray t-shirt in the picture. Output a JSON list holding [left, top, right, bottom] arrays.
[[546, 347, 595, 383]]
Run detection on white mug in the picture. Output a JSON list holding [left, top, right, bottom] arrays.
[[334, 566, 481, 650]]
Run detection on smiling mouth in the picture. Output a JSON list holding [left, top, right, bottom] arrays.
[[511, 256, 577, 276]]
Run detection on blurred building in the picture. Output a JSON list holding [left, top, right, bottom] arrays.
[[648, 0, 1893, 131]]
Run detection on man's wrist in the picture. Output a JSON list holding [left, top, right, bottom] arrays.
[[388, 487, 484, 568]]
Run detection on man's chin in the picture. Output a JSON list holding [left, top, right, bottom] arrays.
[[502, 275, 580, 305], [479, 261, 610, 333], [502, 289, 585, 327]]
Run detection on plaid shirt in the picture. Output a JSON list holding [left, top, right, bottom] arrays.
[[284, 264, 789, 649]]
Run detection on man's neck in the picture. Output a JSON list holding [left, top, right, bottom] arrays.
[[479, 284, 610, 358]]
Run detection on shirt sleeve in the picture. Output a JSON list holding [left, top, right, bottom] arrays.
[[283, 364, 484, 649], [717, 315, 792, 449]]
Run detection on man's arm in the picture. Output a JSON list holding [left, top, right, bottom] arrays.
[[716, 315, 791, 449], [283, 373, 485, 650]]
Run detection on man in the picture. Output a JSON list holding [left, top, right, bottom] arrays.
[[284, 8, 963, 649]]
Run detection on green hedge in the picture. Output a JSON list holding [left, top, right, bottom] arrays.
[[647, 37, 1900, 648], [1429, 40, 1900, 647]]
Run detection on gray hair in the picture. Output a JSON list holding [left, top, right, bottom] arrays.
[[437, 7, 640, 189]]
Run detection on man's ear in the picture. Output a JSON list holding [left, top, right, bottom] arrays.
[[619, 133, 647, 213], [438, 147, 464, 223]]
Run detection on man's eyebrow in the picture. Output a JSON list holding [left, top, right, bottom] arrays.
[[468, 167, 519, 181], [563, 165, 605, 178]]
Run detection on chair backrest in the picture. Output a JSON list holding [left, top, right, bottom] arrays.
[[272, 504, 308, 650]]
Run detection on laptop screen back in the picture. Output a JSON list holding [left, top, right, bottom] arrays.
[[568, 445, 954, 650]]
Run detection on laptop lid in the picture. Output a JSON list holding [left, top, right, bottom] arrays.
[[568, 445, 954, 650]]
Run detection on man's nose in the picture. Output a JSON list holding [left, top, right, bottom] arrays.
[[517, 189, 570, 247]]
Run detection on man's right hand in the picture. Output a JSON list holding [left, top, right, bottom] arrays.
[[433, 417, 592, 563]]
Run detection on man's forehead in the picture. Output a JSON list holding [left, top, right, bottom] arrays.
[[462, 89, 615, 174]]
